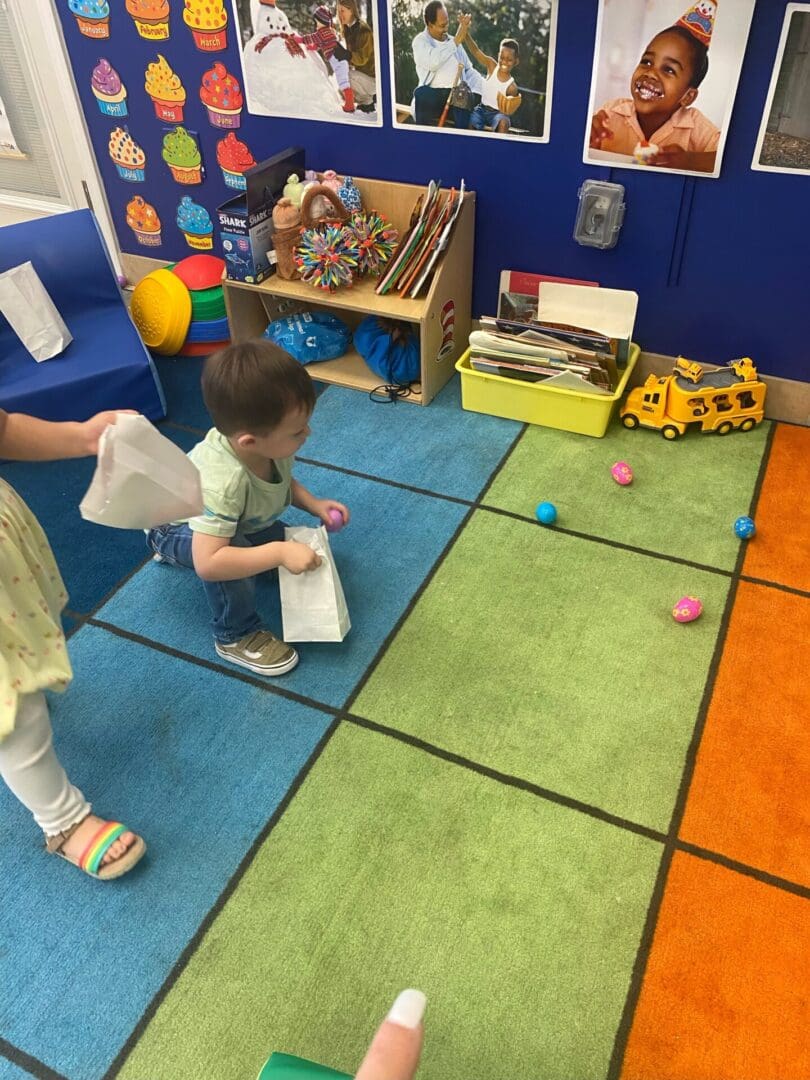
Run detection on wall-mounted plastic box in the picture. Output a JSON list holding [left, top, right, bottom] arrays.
[[574, 180, 626, 250]]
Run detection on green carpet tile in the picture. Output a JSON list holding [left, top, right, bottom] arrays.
[[353, 509, 731, 832], [117, 723, 662, 1080], [484, 422, 770, 570]]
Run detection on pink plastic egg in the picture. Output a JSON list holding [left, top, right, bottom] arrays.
[[672, 596, 703, 623], [325, 508, 345, 533], [611, 461, 633, 486]]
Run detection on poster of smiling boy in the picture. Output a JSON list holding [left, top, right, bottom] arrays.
[[583, 0, 755, 178]]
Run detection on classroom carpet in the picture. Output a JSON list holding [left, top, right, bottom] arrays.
[[1, 376, 808, 1080]]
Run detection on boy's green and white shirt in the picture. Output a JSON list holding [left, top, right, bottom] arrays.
[[178, 428, 293, 537]]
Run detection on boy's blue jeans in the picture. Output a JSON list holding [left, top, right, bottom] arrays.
[[146, 522, 285, 645]]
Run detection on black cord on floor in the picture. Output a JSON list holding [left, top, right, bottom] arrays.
[[368, 383, 414, 403]]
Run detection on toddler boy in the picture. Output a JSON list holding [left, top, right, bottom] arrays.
[[147, 341, 349, 677]]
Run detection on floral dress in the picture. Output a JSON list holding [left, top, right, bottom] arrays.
[[0, 478, 72, 740]]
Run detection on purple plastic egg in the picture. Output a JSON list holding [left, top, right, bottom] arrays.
[[325, 508, 344, 533], [611, 461, 633, 486], [672, 596, 703, 623]]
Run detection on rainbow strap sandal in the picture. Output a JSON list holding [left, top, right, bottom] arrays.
[[47, 818, 146, 880]]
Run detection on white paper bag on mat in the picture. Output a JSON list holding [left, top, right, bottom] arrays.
[[80, 414, 203, 530], [0, 261, 73, 362], [279, 525, 351, 643]]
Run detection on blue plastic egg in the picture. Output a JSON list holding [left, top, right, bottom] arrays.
[[535, 501, 557, 525], [734, 515, 756, 539]]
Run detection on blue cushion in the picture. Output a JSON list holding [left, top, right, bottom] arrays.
[[0, 210, 165, 422]]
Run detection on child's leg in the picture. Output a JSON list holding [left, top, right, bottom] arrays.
[[147, 523, 194, 567], [0, 691, 88, 835], [148, 525, 263, 642], [328, 55, 350, 90], [0, 692, 142, 873]]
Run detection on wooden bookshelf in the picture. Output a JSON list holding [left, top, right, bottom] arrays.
[[222, 176, 475, 406]]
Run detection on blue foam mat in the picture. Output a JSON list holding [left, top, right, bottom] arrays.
[[0, 625, 333, 1079], [95, 462, 469, 709], [0, 210, 165, 422], [301, 378, 522, 502]]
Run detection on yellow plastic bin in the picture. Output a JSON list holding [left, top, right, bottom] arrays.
[[455, 344, 640, 438]]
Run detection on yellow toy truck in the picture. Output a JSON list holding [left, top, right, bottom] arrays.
[[620, 357, 766, 440]]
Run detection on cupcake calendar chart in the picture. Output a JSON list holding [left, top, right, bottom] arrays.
[[183, 0, 228, 52], [108, 127, 147, 182], [126, 0, 171, 40], [216, 132, 256, 190], [126, 195, 162, 246], [145, 55, 187, 123], [162, 126, 203, 184], [200, 63, 244, 129], [176, 196, 214, 249], [68, 0, 110, 39], [91, 59, 127, 117]]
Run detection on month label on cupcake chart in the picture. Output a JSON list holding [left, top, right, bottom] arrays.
[[183, 0, 228, 51], [126, 0, 171, 39], [145, 55, 187, 122], [109, 127, 146, 182]]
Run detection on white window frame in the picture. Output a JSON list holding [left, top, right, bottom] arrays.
[[0, 0, 121, 270]]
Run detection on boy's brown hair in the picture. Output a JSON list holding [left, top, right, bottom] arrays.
[[202, 339, 316, 436]]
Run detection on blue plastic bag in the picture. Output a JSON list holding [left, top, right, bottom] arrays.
[[354, 316, 420, 385], [264, 311, 351, 364]]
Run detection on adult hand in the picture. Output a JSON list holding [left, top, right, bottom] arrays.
[[281, 540, 322, 574], [454, 13, 471, 44], [356, 990, 426, 1080], [589, 109, 611, 149], [81, 410, 137, 455]]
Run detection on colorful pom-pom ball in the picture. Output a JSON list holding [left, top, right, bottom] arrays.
[[734, 515, 756, 539], [535, 501, 557, 525], [326, 508, 345, 533], [611, 461, 633, 486], [672, 596, 703, 623]]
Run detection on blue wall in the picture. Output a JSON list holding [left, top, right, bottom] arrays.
[[57, 1, 808, 382]]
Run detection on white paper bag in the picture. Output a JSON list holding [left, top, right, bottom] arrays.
[[0, 261, 73, 362], [278, 525, 351, 643], [80, 414, 203, 530]]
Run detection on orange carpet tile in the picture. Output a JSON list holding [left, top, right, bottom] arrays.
[[620, 851, 810, 1080], [743, 423, 810, 593], [680, 581, 810, 887]]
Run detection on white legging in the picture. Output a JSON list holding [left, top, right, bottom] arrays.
[[0, 692, 89, 836]]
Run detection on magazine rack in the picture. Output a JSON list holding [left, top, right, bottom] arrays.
[[222, 177, 475, 406]]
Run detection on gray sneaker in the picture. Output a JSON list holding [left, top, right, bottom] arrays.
[[215, 630, 299, 677]]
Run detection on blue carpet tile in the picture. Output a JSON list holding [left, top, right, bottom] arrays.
[[302, 378, 522, 502], [0, 625, 332, 1080], [0, 1056, 41, 1080], [95, 462, 470, 710], [1, 427, 198, 617]]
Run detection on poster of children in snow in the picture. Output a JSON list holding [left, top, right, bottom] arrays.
[[584, 0, 755, 178], [230, 0, 383, 125], [389, 0, 558, 141]]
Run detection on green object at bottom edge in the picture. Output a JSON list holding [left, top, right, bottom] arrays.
[[257, 1051, 352, 1079]]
